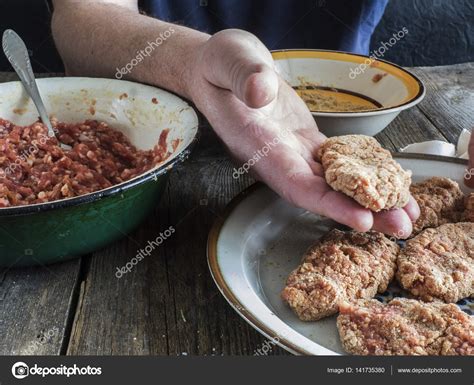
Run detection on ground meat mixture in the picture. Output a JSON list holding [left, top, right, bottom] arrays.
[[410, 177, 465, 235], [337, 298, 473, 355], [396, 222, 474, 303], [281, 229, 399, 321], [0, 118, 172, 207], [318, 135, 412, 212]]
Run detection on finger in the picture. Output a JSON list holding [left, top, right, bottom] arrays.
[[402, 195, 420, 222], [372, 208, 413, 238], [307, 160, 324, 177], [253, 148, 374, 231], [202, 29, 279, 108], [286, 174, 375, 232], [243, 67, 279, 108]]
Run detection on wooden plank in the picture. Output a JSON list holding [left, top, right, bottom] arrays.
[[0, 71, 61, 81], [66, 229, 171, 355], [409, 63, 474, 144], [376, 105, 447, 151], [374, 64, 473, 151], [0, 259, 82, 355], [0, 72, 19, 82], [66, 153, 288, 355]]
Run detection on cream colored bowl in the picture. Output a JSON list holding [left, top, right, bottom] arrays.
[[272, 49, 425, 137]]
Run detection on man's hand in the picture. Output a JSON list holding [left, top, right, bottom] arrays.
[[51, 1, 419, 236], [465, 131, 474, 188], [186, 30, 419, 236]]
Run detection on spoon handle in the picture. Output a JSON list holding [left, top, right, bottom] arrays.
[[2, 29, 56, 137]]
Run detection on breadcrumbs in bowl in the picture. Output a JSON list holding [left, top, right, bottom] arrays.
[[272, 49, 425, 136]]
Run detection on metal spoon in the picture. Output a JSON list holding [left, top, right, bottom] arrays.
[[2, 29, 71, 150]]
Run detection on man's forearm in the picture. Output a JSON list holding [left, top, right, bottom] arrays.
[[51, 2, 209, 100]]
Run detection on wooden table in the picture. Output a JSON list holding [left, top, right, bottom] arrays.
[[0, 63, 472, 355]]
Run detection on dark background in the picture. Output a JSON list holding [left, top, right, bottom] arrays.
[[0, 0, 472, 73], [372, 0, 473, 66]]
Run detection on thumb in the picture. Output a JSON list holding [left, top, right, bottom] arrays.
[[201, 29, 279, 108]]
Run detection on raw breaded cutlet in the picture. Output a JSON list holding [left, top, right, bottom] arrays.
[[397, 222, 474, 303], [337, 298, 473, 355], [318, 135, 411, 212], [462, 193, 474, 222], [410, 177, 465, 235], [281, 229, 398, 321]]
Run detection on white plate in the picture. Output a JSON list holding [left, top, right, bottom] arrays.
[[208, 155, 471, 355]]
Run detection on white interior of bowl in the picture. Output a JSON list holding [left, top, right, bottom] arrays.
[[0, 77, 198, 156], [274, 57, 410, 109]]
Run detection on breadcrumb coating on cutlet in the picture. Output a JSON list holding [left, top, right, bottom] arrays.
[[396, 222, 474, 303], [337, 298, 473, 355], [410, 177, 465, 235], [281, 229, 398, 321], [318, 135, 411, 212]]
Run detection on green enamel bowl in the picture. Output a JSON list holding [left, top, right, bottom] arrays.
[[0, 77, 199, 267]]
